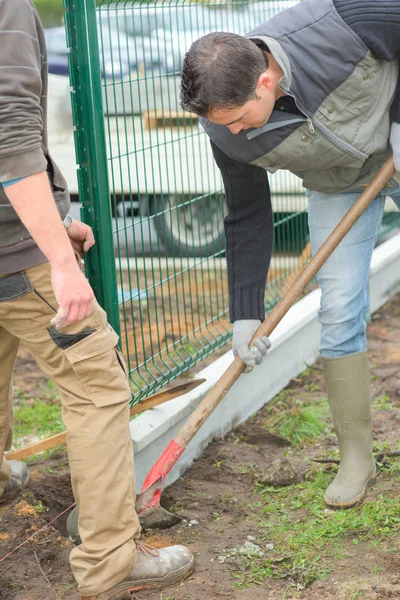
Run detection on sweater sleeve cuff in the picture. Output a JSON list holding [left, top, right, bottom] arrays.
[[229, 286, 265, 322], [0, 148, 47, 183]]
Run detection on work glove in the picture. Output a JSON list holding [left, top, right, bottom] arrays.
[[232, 319, 271, 373], [390, 122, 400, 171]]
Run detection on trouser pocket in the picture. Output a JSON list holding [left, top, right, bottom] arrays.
[[62, 323, 131, 407], [0, 271, 32, 302]]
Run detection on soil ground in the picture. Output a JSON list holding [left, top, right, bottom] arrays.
[[2, 295, 400, 600]]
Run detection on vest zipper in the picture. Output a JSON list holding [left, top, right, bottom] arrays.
[[303, 111, 368, 162], [280, 88, 369, 163], [246, 116, 306, 140]]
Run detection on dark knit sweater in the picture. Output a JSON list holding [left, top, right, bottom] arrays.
[[216, 0, 400, 322]]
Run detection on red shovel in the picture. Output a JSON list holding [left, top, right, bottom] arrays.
[[136, 157, 395, 529]]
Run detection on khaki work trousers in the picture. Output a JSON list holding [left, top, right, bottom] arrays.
[[0, 262, 140, 596]]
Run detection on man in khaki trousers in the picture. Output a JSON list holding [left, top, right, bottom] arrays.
[[0, 1, 194, 598]]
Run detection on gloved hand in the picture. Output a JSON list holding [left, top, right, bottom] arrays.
[[232, 319, 271, 373], [390, 122, 400, 171]]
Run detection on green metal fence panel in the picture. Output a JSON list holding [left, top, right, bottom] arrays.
[[65, 0, 400, 404], [64, 0, 121, 337]]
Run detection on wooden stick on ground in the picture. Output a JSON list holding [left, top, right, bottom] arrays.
[[6, 378, 206, 461], [313, 451, 400, 464]]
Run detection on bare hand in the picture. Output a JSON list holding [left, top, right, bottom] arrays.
[[50, 261, 95, 328], [66, 219, 95, 258]]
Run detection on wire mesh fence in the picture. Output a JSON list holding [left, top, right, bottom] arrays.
[[64, 0, 400, 402]]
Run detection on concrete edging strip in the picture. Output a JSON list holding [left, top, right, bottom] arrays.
[[130, 232, 400, 491]]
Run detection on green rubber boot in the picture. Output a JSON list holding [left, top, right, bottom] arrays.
[[322, 350, 376, 509]]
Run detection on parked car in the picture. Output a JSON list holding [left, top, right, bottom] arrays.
[[98, 1, 298, 73], [45, 24, 164, 81], [45, 26, 130, 80], [97, 5, 179, 74]]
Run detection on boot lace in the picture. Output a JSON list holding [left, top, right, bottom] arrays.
[[136, 540, 160, 558]]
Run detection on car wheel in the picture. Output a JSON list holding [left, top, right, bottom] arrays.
[[151, 192, 226, 257]]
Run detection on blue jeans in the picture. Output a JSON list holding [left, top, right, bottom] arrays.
[[307, 186, 400, 358]]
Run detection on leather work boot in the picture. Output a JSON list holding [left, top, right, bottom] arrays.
[[322, 350, 376, 509], [82, 540, 194, 599], [0, 460, 30, 504]]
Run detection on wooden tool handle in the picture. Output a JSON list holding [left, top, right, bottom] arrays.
[[280, 241, 312, 295], [175, 157, 395, 449], [6, 378, 205, 461]]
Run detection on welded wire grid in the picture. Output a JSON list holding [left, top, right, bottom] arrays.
[[95, 0, 399, 401]]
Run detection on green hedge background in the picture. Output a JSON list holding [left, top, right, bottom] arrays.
[[33, 0, 113, 28], [33, 0, 65, 27]]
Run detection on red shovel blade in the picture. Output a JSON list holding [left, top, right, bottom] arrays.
[[141, 438, 185, 498]]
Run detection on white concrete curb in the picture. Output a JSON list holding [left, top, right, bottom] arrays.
[[130, 232, 400, 491]]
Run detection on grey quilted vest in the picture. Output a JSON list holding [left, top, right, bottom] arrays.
[[201, 0, 400, 193]]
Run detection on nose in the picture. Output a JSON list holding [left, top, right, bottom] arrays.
[[227, 123, 243, 134]]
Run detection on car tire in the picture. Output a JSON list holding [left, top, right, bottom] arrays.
[[151, 192, 226, 258]]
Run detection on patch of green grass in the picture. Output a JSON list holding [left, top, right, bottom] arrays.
[[22, 446, 67, 464], [380, 461, 400, 475], [21, 491, 35, 501], [234, 468, 400, 591], [303, 380, 322, 392], [234, 555, 329, 592], [39, 378, 59, 400], [374, 440, 396, 454], [219, 492, 238, 509], [342, 584, 364, 599], [267, 402, 328, 445], [13, 395, 63, 445], [33, 500, 48, 514], [372, 394, 395, 410]]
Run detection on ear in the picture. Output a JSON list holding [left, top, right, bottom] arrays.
[[257, 71, 274, 93]]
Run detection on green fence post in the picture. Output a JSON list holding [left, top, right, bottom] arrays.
[[63, 0, 120, 338]]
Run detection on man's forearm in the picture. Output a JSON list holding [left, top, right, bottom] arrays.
[[211, 142, 273, 322], [4, 171, 76, 268]]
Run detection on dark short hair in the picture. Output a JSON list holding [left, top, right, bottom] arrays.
[[180, 32, 268, 116]]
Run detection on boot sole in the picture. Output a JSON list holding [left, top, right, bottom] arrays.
[[82, 556, 195, 600], [324, 468, 377, 510]]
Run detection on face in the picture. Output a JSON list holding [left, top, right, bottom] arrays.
[[207, 72, 277, 134]]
